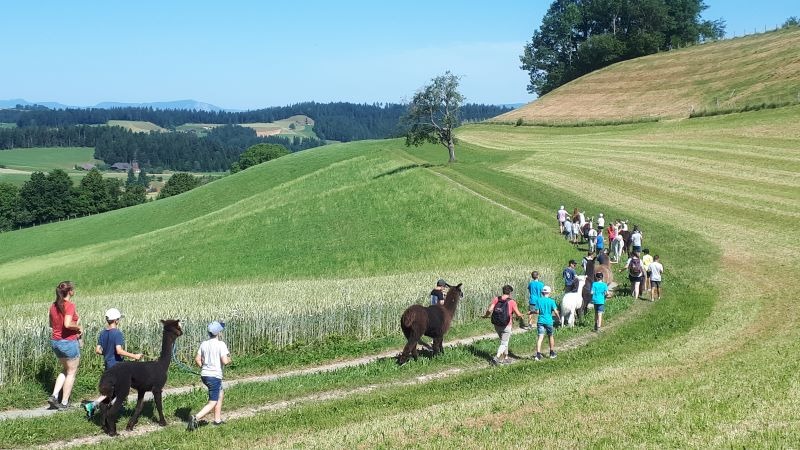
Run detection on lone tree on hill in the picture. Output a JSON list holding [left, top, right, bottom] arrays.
[[403, 71, 465, 163], [230, 143, 290, 174], [521, 0, 725, 96]]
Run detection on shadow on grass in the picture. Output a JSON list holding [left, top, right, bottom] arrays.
[[373, 163, 435, 179]]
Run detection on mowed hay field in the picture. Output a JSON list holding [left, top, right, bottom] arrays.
[[496, 27, 800, 123], [1, 104, 797, 447], [107, 120, 167, 133]]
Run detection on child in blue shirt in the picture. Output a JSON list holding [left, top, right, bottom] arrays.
[[83, 308, 142, 419], [526, 271, 544, 329], [533, 286, 560, 361], [590, 273, 610, 332]]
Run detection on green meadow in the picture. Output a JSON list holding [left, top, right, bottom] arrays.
[[0, 147, 99, 172], [1, 103, 798, 447]]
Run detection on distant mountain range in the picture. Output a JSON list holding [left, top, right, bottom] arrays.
[[0, 98, 225, 112]]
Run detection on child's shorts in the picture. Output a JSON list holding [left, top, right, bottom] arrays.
[[651, 280, 661, 288], [594, 304, 605, 313], [528, 304, 538, 314], [51, 339, 80, 359], [537, 324, 554, 336], [201, 376, 223, 401]]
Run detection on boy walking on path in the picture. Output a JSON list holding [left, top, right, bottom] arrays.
[[188, 321, 231, 430], [527, 271, 544, 329], [484, 285, 525, 365], [648, 255, 664, 301], [590, 273, 610, 332], [84, 308, 142, 419], [533, 286, 560, 361]]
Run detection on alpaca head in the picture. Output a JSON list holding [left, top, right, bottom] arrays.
[[160, 319, 183, 337], [444, 283, 463, 303]]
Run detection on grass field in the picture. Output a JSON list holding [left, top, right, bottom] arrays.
[[0, 122, 16, 129], [496, 27, 800, 123], [176, 115, 317, 139], [107, 120, 167, 133], [0, 147, 119, 185], [0, 103, 797, 447]]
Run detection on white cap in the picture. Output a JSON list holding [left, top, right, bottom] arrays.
[[105, 308, 122, 321], [208, 321, 224, 335], [542, 285, 552, 294]]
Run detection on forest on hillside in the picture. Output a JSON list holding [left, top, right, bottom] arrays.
[[0, 102, 512, 142]]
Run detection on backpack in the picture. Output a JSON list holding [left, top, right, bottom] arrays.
[[491, 297, 511, 326], [629, 257, 643, 276]]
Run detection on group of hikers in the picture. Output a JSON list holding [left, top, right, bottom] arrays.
[[441, 204, 666, 365], [46, 281, 232, 429]]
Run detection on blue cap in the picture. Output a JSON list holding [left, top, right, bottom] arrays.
[[208, 321, 224, 335]]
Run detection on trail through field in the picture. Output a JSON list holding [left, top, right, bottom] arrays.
[[34, 303, 646, 449], [0, 168, 30, 174]]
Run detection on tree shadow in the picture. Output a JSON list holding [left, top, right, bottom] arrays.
[[373, 163, 435, 179]]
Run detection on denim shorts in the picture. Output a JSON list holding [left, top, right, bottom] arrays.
[[201, 376, 223, 401], [51, 339, 80, 360], [594, 304, 605, 313], [537, 324, 554, 336]]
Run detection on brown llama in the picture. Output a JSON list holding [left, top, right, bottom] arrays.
[[98, 319, 182, 436], [581, 259, 614, 321], [397, 283, 463, 365]]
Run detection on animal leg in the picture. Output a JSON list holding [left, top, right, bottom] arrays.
[[106, 387, 128, 437], [433, 337, 444, 355], [126, 390, 146, 431], [153, 390, 167, 426], [398, 339, 414, 365]]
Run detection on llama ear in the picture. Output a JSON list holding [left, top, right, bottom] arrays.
[[456, 283, 462, 289], [160, 319, 166, 324]]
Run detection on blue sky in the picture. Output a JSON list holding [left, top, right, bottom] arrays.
[[1, 1, 796, 110]]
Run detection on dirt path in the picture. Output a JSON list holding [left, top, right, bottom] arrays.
[[35, 302, 647, 448]]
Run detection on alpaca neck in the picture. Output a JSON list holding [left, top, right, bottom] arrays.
[[158, 331, 178, 365], [443, 297, 459, 315]]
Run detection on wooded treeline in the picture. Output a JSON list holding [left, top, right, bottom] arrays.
[[0, 102, 512, 142], [521, 0, 726, 96], [0, 169, 148, 231], [0, 125, 322, 171]]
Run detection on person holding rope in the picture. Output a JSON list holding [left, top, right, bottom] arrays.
[[83, 308, 143, 419], [187, 321, 231, 430]]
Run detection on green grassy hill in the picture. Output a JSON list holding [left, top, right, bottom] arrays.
[[496, 28, 800, 123]]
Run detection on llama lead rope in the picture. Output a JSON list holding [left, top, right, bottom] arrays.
[[171, 342, 201, 376]]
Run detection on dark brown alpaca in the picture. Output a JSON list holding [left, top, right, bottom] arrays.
[[581, 259, 614, 320], [397, 283, 463, 365], [98, 319, 182, 436]]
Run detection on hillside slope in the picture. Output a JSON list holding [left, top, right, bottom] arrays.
[[496, 28, 800, 123]]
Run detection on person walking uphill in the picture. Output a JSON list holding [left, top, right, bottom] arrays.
[[557, 205, 567, 234], [563, 260, 578, 292], [48, 281, 83, 410], [533, 286, 560, 361], [484, 285, 525, 365], [188, 321, 232, 430], [527, 271, 544, 329], [590, 273, 611, 332], [84, 308, 143, 419]]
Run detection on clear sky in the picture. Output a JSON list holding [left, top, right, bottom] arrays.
[[1, 1, 796, 110]]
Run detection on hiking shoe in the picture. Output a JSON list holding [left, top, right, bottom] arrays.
[[187, 416, 198, 432], [212, 420, 226, 426], [501, 357, 513, 364], [56, 402, 71, 410], [490, 357, 500, 366], [534, 352, 542, 361], [549, 351, 557, 359], [47, 395, 59, 410], [84, 402, 95, 419]]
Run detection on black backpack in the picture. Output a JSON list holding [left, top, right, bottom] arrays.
[[491, 297, 511, 326]]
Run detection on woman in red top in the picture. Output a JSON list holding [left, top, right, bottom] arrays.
[[48, 281, 83, 410]]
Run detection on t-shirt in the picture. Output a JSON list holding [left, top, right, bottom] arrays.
[[49, 301, 80, 341], [489, 296, 518, 327], [536, 297, 558, 326], [591, 281, 608, 305], [596, 234, 605, 249], [563, 267, 577, 288], [588, 228, 597, 238], [557, 209, 566, 221], [597, 217, 605, 228], [528, 280, 544, 305], [430, 289, 444, 306], [649, 261, 664, 281], [631, 231, 642, 247], [564, 220, 573, 232], [198, 338, 230, 379], [642, 254, 653, 270], [98, 328, 125, 369]]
